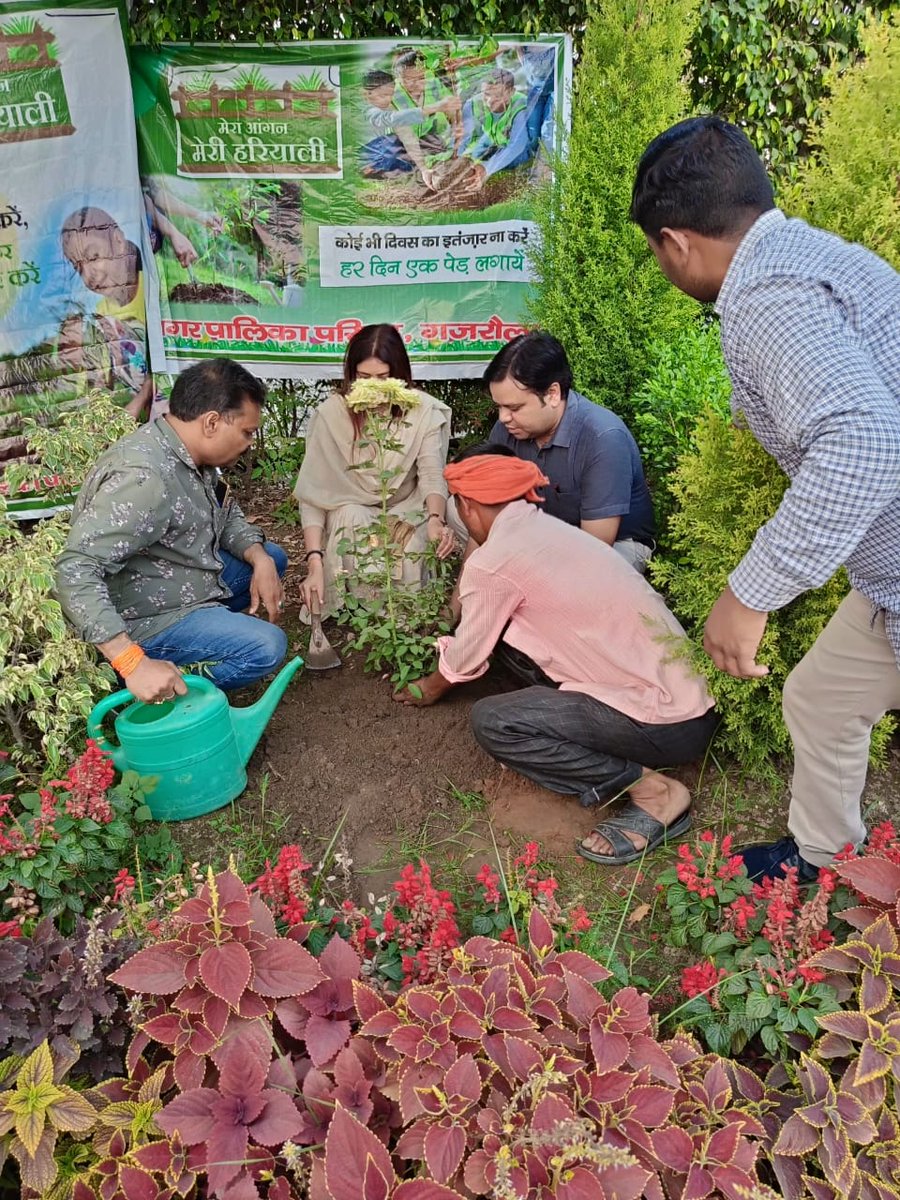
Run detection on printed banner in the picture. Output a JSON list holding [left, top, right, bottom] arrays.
[[134, 36, 571, 378], [0, 0, 145, 487]]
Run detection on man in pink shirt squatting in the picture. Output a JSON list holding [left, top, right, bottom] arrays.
[[395, 449, 718, 865]]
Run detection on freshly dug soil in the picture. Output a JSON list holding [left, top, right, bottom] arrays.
[[252, 647, 504, 875], [169, 283, 258, 305]]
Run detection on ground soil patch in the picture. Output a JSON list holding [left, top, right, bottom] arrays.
[[169, 282, 258, 305]]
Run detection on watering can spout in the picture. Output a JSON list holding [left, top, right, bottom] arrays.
[[231, 656, 303, 767]]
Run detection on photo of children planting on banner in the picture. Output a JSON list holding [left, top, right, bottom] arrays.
[[0, 3, 146, 512], [358, 40, 557, 211], [133, 36, 569, 377]]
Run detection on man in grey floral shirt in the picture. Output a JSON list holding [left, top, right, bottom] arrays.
[[629, 116, 900, 882], [56, 358, 289, 704]]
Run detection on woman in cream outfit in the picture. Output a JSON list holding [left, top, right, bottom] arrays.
[[295, 323, 455, 617]]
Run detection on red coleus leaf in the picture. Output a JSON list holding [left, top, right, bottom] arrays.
[[320, 933, 362, 984], [110, 943, 189, 994], [528, 905, 554, 955], [395, 1117, 429, 1160], [555, 1164, 606, 1200], [157, 1088, 219, 1144], [249, 1090, 303, 1146], [363, 1155, 391, 1200], [221, 1171, 261, 1200], [817, 1011, 868, 1041], [218, 1035, 267, 1098], [448, 1010, 483, 1040], [252, 938, 325, 998], [860, 969, 893, 1015], [117, 1165, 159, 1200], [555, 950, 612, 984], [492, 1006, 537, 1032], [837, 858, 900, 905], [444, 1052, 482, 1106], [424, 1119, 467, 1183], [565, 968, 603, 1025], [628, 1034, 679, 1086], [130, 1140, 173, 1174], [595, 1163, 653, 1200], [200, 941, 253, 1010], [353, 982, 389, 1024], [683, 1162, 715, 1200], [141, 1013, 183, 1046], [205, 1119, 249, 1193], [275, 997, 310, 1041], [627, 1084, 674, 1128], [306, 1015, 352, 1067], [855, 1039, 891, 1086], [504, 1036, 544, 1082], [706, 1122, 742, 1165], [388, 1024, 427, 1059], [174, 1049, 207, 1093], [652, 1126, 694, 1173], [590, 1025, 629, 1073], [358, 1009, 402, 1039], [774, 1113, 820, 1157], [399, 1062, 443, 1123], [532, 1092, 575, 1132], [325, 1103, 395, 1200], [394, 1181, 468, 1200]]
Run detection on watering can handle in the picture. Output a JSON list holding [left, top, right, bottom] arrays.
[[86, 689, 134, 755]]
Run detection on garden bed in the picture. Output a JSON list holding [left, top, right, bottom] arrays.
[[181, 483, 899, 905]]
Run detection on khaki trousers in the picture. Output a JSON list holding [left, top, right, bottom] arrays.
[[784, 589, 900, 865]]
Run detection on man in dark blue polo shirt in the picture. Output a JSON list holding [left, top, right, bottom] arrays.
[[484, 331, 655, 569]]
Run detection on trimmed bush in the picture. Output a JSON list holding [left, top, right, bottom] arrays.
[[530, 0, 698, 423], [780, 14, 900, 270], [630, 322, 732, 535]]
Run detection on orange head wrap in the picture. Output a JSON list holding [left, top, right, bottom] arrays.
[[443, 455, 549, 504]]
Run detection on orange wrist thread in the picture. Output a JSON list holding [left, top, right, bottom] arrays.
[[111, 645, 145, 678]]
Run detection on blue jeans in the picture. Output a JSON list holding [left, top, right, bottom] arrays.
[[140, 544, 289, 691]]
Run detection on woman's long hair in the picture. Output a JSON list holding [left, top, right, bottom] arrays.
[[341, 323, 415, 437]]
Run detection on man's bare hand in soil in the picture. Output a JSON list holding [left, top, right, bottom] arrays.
[[393, 670, 454, 707]]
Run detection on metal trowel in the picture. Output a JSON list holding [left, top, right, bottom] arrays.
[[306, 593, 341, 670]]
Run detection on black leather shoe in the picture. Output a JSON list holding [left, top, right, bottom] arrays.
[[737, 836, 820, 884]]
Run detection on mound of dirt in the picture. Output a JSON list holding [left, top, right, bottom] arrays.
[[169, 283, 258, 305], [361, 167, 527, 214]]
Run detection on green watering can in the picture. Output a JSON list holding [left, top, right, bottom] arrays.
[[87, 656, 303, 821]]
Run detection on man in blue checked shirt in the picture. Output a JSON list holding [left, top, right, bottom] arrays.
[[630, 115, 900, 883]]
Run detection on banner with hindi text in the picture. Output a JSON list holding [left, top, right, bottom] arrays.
[[134, 35, 571, 379], [0, 0, 145, 506]]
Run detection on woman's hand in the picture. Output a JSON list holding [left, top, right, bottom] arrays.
[[299, 555, 325, 611], [427, 515, 456, 560]]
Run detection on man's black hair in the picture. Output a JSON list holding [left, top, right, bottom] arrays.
[[630, 116, 775, 241], [484, 68, 515, 90], [483, 331, 573, 400], [363, 69, 394, 91], [452, 441, 517, 463], [168, 358, 266, 421]]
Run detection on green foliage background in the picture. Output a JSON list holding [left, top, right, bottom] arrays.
[[0, 399, 132, 768], [529, 0, 699, 422], [781, 14, 900, 268]]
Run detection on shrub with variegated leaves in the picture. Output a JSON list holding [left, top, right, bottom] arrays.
[[102, 868, 773, 1200]]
